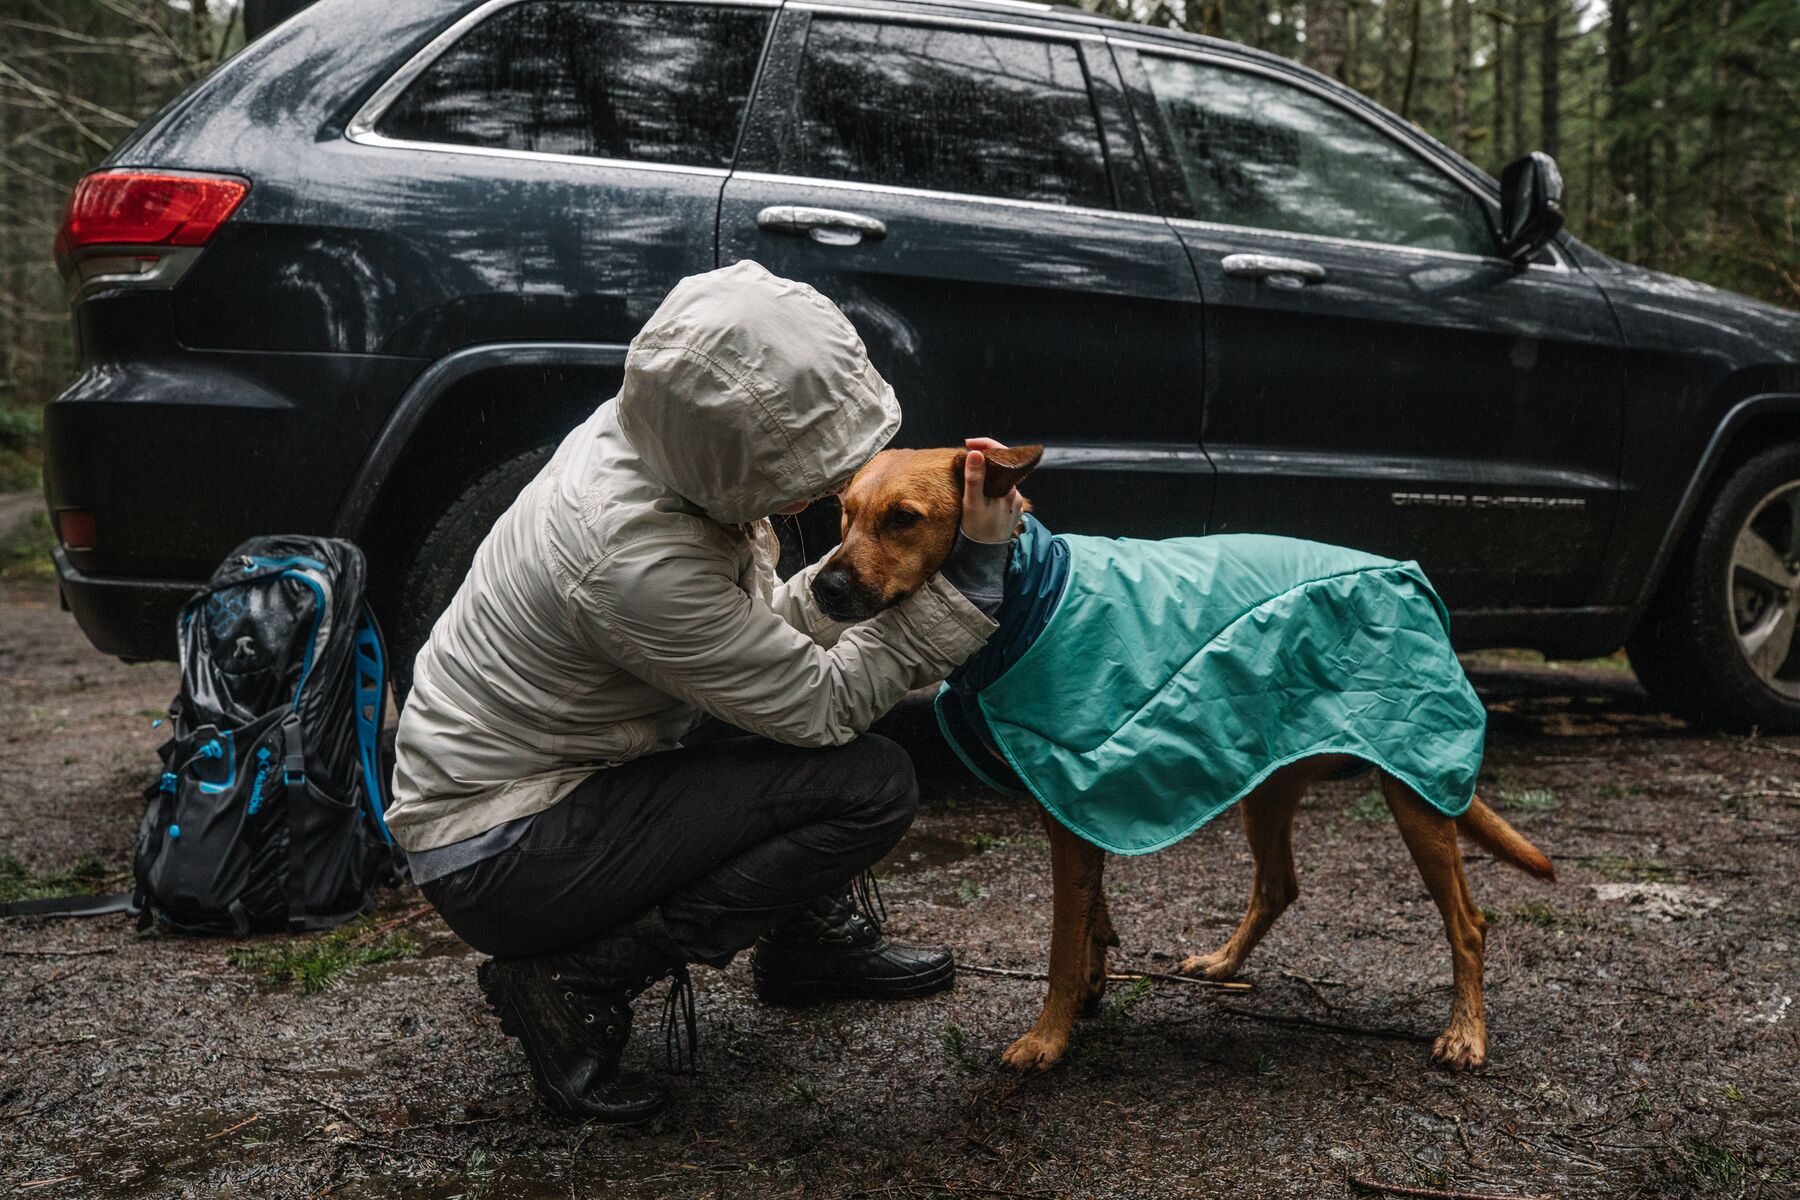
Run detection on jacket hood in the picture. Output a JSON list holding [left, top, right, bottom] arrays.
[[615, 260, 902, 524]]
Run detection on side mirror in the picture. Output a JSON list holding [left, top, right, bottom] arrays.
[[1497, 151, 1565, 264]]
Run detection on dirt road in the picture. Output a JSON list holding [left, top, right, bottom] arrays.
[[2, 565, 1795, 1198]]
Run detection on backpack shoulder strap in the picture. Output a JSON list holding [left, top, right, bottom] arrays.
[[352, 605, 395, 847]]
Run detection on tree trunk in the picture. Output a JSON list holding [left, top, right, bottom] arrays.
[[1201, 0, 1227, 39], [1305, 0, 1349, 81], [1509, 0, 1527, 159], [1540, 0, 1561, 160], [1491, 10, 1508, 167], [1400, 0, 1423, 121], [1450, 0, 1472, 152], [1605, 0, 1633, 222]]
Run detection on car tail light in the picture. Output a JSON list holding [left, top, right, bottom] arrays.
[[54, 509, 96, 551], [53, 170, 249, 262]]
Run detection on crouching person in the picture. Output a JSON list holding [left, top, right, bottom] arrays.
[[385, 261, 1020, 1122]]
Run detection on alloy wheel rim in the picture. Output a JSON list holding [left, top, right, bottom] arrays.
[[1728, 480, 1800, 699]]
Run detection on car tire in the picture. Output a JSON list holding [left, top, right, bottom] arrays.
[[387, 445, 554, 704], [1628, 442, 1800, 732]]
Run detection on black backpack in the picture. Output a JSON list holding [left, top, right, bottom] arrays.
[[135, 535, 399, 934]]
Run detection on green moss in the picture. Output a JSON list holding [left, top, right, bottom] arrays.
[[1345, 790, 1391, 821], [0, 854, 112, 904], [227, 919, 419, 993]]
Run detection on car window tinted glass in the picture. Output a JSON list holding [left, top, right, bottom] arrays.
[[378, 1, 771, 168], [1141, 55, 1493, 255], [782, 19, 1111, 208]]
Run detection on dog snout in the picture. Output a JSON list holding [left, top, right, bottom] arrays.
[[811, 564, 856, 617]]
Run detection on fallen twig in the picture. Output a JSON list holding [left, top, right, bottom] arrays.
[[18, 1178, 77, 1190], [354, 904, 434, 944], [204, 1114, 260, 1141], [0, 946, 116, 957], [1350, 1177, 1549, 1200], [1220, 1006, 1432, 1044], [960, 962, 1252, 991]]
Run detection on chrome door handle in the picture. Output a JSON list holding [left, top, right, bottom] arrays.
[[756, 205, 887, 246], [1221, 253, 1327, 288]]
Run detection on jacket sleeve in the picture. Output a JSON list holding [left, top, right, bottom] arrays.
[[581, 535, 994, 747], [767, 544, 853, 648]]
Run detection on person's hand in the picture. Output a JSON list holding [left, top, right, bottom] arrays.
[[962, 437, 1026, 544]]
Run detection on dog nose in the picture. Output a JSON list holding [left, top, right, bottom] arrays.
[[812, 567, 853, 611]]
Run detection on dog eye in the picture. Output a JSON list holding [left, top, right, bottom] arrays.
[[885, 507, 922, 530]]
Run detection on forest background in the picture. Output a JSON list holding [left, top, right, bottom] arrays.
[[2, 0, 1797, 490]]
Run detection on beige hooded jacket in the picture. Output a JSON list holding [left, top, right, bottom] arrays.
[[386, 261, 995, 852]]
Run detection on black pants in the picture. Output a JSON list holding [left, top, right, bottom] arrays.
[[420, 733, 918, 965]]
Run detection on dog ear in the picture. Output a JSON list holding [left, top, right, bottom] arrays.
[[977, 444, 1044, 499]]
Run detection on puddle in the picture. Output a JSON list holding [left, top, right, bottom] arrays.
[[878, 830, 985, 878], [76, 1108, 312, 1197]]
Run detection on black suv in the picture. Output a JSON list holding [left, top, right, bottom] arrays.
[[44, 0, 1800, 728]]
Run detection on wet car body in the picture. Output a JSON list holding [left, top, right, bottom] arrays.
[[41, 0, 1800, 717]]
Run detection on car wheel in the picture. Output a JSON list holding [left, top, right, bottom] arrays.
[[1629, 442, 1800, 732], [387, 445, 553, 703]]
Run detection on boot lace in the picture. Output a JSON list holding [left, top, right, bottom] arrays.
[[660, 963, 699, 1074], [851, 868, 887, 929]]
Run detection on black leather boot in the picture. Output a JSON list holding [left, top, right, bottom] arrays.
[[752, 888, 955, 1006], [477, 921, 692, 1124]]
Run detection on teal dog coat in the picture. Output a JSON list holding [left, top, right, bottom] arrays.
[[935, 515, 1487, 855]]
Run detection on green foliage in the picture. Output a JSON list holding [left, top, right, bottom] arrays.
[[1502, 785, 1561, 812], [1501, 900, 1608, 932], [1346, 789, 1392, 821], [2, 510, 57, 581], [1678, 1135, 1747, 1190], [957, 879, 990, 903], [0, 854, 111, 904], [227, 920, 420, 994], [1588, 854, 1674, 882], [0, 406, 42, 491], [938, 1022, 981, 1070]]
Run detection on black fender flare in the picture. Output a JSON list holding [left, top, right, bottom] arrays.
[[1631, 391, 1800, 621], [329, 340, 629, 540]]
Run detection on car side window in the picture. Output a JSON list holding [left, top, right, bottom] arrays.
[[778, 18, 1113, 209], [376, 1, 771, 169], [1140, 54, 1494, 257]]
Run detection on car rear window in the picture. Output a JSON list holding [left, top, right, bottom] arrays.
[[376, 0, 772, 169], [778, 18, 1112, 209]]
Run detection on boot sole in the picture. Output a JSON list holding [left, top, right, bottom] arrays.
[[754, 957, 957, 1007]]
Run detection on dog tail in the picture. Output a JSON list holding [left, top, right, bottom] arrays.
[[1457, 797, 1556, 882]]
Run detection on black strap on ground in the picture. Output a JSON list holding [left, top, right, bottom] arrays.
[[0, 892, 137, 919]]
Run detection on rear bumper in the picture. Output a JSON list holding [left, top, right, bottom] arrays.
[[53, 547, 198, 661]]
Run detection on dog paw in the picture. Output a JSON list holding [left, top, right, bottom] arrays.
[[1430, 1028, 1488, 1071], [1179, 950, 1240, 981], [1001, 1030, 1068, 1072]]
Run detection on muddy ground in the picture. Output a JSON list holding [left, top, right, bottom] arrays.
[[2, 549, 1797, 1198]]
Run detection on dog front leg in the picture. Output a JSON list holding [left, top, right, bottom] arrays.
[[1003, 812, 1105, 1071]]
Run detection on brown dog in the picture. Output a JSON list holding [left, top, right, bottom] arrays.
[[813, 444, 1556, 1073]]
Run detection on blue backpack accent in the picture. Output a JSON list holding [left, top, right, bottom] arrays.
[[134, 535, 401, 935]]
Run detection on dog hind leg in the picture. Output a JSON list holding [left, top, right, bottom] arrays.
[[1181, 765, 1307, 981], [1003, 810, 1106, 1071], [1380, 771, 1490, 1070]]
